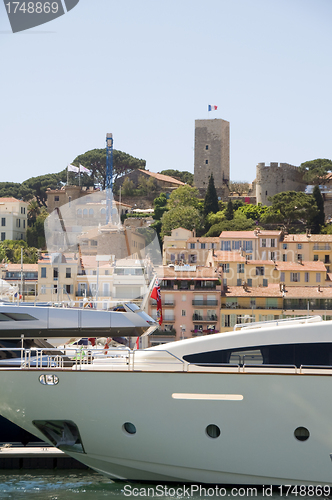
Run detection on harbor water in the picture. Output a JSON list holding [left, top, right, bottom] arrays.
[[0, 470, 328, 499]]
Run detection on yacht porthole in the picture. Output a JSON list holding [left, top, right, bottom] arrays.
[[206, 424, 220, 438], [123, 422, 136, 435], [294, 427, 310, 441]]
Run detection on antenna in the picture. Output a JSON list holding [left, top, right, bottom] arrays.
[[106, 133, 113, 224]]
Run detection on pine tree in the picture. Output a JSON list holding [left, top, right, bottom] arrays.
[[204, 174, 219, 218], [310, 185, 325, 233], [225, 200, 234, 221]]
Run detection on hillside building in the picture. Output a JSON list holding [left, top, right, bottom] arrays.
[[0, 198, 28, 242]]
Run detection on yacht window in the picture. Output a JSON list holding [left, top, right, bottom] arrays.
[[206, 424, 220, 439], [294, 427, 310, 442], [0, 313, 36, 322], [183, 343, 332, 368]]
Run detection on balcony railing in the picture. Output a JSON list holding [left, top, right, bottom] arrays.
[[151, 329, 176, 336], [192, 315, 218, 322], [313, 245, 331, 251], [192, 300, 218, 306]]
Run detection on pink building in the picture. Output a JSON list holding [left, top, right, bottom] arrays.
[[149, 266, 222, 345]]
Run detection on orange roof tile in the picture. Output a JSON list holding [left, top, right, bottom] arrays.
[[138, 170, 185, 185], [224, 285, 332, 298]]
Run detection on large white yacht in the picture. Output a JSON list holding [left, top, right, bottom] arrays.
[[0, 310, 330, 485]]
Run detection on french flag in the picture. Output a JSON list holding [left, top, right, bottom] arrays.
[[208, 105, 218, 111]]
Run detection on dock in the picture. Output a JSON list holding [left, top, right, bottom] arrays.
[[0, 445, 88, 469]]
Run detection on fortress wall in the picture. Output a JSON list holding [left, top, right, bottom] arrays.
[[256, 162, 307, 205]]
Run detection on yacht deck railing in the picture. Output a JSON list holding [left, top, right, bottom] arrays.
[[0, 347, 331, 375]]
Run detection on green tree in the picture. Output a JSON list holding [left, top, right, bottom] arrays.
[[0, 240, 39, 264], [73, 149, 146, 189], [205, 211, 256, 236], [160, 170, 194, 185], [160, 206, 201, 239], [27, 208, 48, 248], [309, 185, 325, 233], [225, 200, 234, 221], [204, 174, 219, 218], [262, 191, 318, 230], [122, 177, 135, 196], [168, 185, 199, 209], [20, 173, 66, 207], [298, 158, 332, 184], [237, 203, 269, 222], [153, 192, 168, 220]]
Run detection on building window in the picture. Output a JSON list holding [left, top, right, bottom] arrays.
[[190, 243, 196, 249], [40, 285, 46, 295], [54, 196, 59, 202], [205, 160, 208, 164], [181, 310, 186, 316], [297, 254, 302, 262], [237, 264, 244, 274], [247, 278, 252, 287], [297, 244, 302, 249], [290, 273, 300, 282], [263, 279, 268, 287], [271, 239, 275, 248], [305, 272, 309, 282], [237, 279, 242, 286], [53, 268, 58, 280], [53, 284, 58, 294], [1, 218, 5, 227], [316, 273, 321, 283], [256, 266, 264, 276], [41, 267, 46, 278], [222, 263, 229, 273], [64, 284, 72, 294], [190, 254, 197, 263], [261, 239, 266, 248], [283, 254, 287, 262], [200, 243, 206, 249], [314, 255, 318, 261], [16, 219, 20, 228], [83, 209, 88, 218], [1, 232, 5, 241], [270, 251, 275, 260], [205, 145, 209, 150], [66, 268, 71, 279], [280, 272, 285, 282], [283, 244, 288, 250], [91, 240, 98, 246]]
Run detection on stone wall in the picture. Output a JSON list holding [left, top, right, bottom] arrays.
[[256, 162, 307, 206]]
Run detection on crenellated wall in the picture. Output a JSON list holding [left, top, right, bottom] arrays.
[[256, 162, 307, 205]]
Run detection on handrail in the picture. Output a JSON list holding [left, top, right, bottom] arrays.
[[1, 347, 332, 374], [233, 315, 322, 331]]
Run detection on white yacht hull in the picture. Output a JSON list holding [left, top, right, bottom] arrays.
[[0, 369, 331, 485]]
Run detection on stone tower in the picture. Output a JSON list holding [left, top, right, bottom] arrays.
[[194, 118, 230, 199]]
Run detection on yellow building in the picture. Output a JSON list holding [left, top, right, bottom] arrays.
[[282, 234, 332, 271], [220, 284, 332, 332]]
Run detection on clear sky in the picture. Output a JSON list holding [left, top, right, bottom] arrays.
[[1, 0, 332, 184]]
